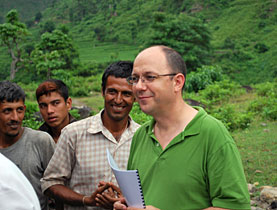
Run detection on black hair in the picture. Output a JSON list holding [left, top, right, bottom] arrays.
[[0, 81, 26, 103], [101, 61, 133, 94]]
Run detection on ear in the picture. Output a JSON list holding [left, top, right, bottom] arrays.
[[173, 73, 185, 92], [66, 97, 72, 111]]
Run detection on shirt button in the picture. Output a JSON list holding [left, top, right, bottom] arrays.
[[156, 142, 159, 146]]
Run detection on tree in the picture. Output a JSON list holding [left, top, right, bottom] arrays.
[[35, 12, 42, 22], [31, 29, 79, 79], [0, 10, 29, 80], [143, 12, 212, 72], [40, 20, 56, 34]]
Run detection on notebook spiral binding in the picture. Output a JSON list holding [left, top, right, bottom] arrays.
[[136, 170, 146, 208]]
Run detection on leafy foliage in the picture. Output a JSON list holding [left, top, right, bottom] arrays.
[[23, 101, 41, 129], [195, 80, 243, 107], [130, 103, 152, 125], [247, 81, 277, 120], [31, 29, 79, 79], [69, 109, 81, 120], [185, 65, 223, 92], [185, 79, 251, 131], [143, 12, 212, 72], [0, 9, 30, 80], [40, 20, 56, 34], [211, 105, 252, 131]]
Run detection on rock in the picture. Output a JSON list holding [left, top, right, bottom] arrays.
[[260, 123, 267, 127], [260, 187, 277, 204], [250, 184, 277, 209], [251, 206, 264, 210], [249, 183, 258, 193], [184, 98, 205, 108], [260, 186, 274, 191], [255, 170, 263, 174], [242, 85, 253, 92], [71, 106, 92, 119]]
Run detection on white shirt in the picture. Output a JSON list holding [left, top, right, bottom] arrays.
[[0, 153, 41, 210]]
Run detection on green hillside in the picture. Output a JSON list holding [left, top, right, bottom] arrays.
[[0, 0, 276, 84], [0, 0, 54, 22]]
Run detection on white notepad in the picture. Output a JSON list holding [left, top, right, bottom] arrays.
[[106, 148, 145, 208]]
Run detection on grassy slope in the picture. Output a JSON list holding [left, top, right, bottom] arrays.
[[233, 117, 277, 187], [229, 91, 277, 186], [209, 0, 277, 84], [0, 0, 53, 22], [77, 42, 139, 63]]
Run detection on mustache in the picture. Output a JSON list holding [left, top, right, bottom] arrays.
[[7, 120, 20, 126]]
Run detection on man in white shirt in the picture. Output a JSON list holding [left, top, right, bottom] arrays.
[[0, 153, 41, 210]]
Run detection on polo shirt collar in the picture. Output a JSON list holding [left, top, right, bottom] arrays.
[[146, 106, 206, 139]]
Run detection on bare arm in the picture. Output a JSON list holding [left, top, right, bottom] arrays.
[[45, 183, 110, 207]]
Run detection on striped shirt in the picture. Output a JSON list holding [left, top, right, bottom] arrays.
[[41, 110, 140, 210]]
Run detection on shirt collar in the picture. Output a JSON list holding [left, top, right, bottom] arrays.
[[146, 106, 206, 138], [87, 109, 138, 134]]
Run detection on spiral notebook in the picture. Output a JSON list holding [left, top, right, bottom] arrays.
[[106, 149, 145, 208]]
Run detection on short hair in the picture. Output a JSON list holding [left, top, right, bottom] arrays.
[[101, 61, 133, 94], [0, 81, 26, 103], [161, 46, 187, 78], [160, 46, 187, 90], [36, 79, 69, 102]]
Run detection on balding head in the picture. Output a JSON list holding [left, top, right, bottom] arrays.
[[134, 45, 187, 89]]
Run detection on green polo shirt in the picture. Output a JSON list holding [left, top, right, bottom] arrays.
[[128, 107, 250, 210]]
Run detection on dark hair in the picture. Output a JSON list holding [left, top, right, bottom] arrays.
[[0, 81, 26, 103], [161, 46, 187, 89], [36, 79, 69, 102], [101, 61, 133, 94]]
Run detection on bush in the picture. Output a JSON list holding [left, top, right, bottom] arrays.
[[254, 43, 269, 53], [185, 65, 223, 93], [254, 82, 276, 97], [247, 81, 277, 120], [69, 109, 81, 120], [210, 105, 252, 131], [69, 76, 93, 97], [23, 101, 42, 129], [130, 103, 152, 125], [18, 82, 38, 101], [86, 74, 102, 92], [197, 79, 242, 108], [71, 86, 90, 97], [248, 96, 277, 121]]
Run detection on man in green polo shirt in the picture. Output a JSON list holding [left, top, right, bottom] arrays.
[[113, 45, 250, 210]]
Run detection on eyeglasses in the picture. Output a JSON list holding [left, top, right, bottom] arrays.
[[126, 73, 177, 85]]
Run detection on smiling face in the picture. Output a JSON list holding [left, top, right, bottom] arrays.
[[102, 76, 135, 122], [0, 100, 25, 140], [38, 91, 72, 130], [132, 47, 176, 116]]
